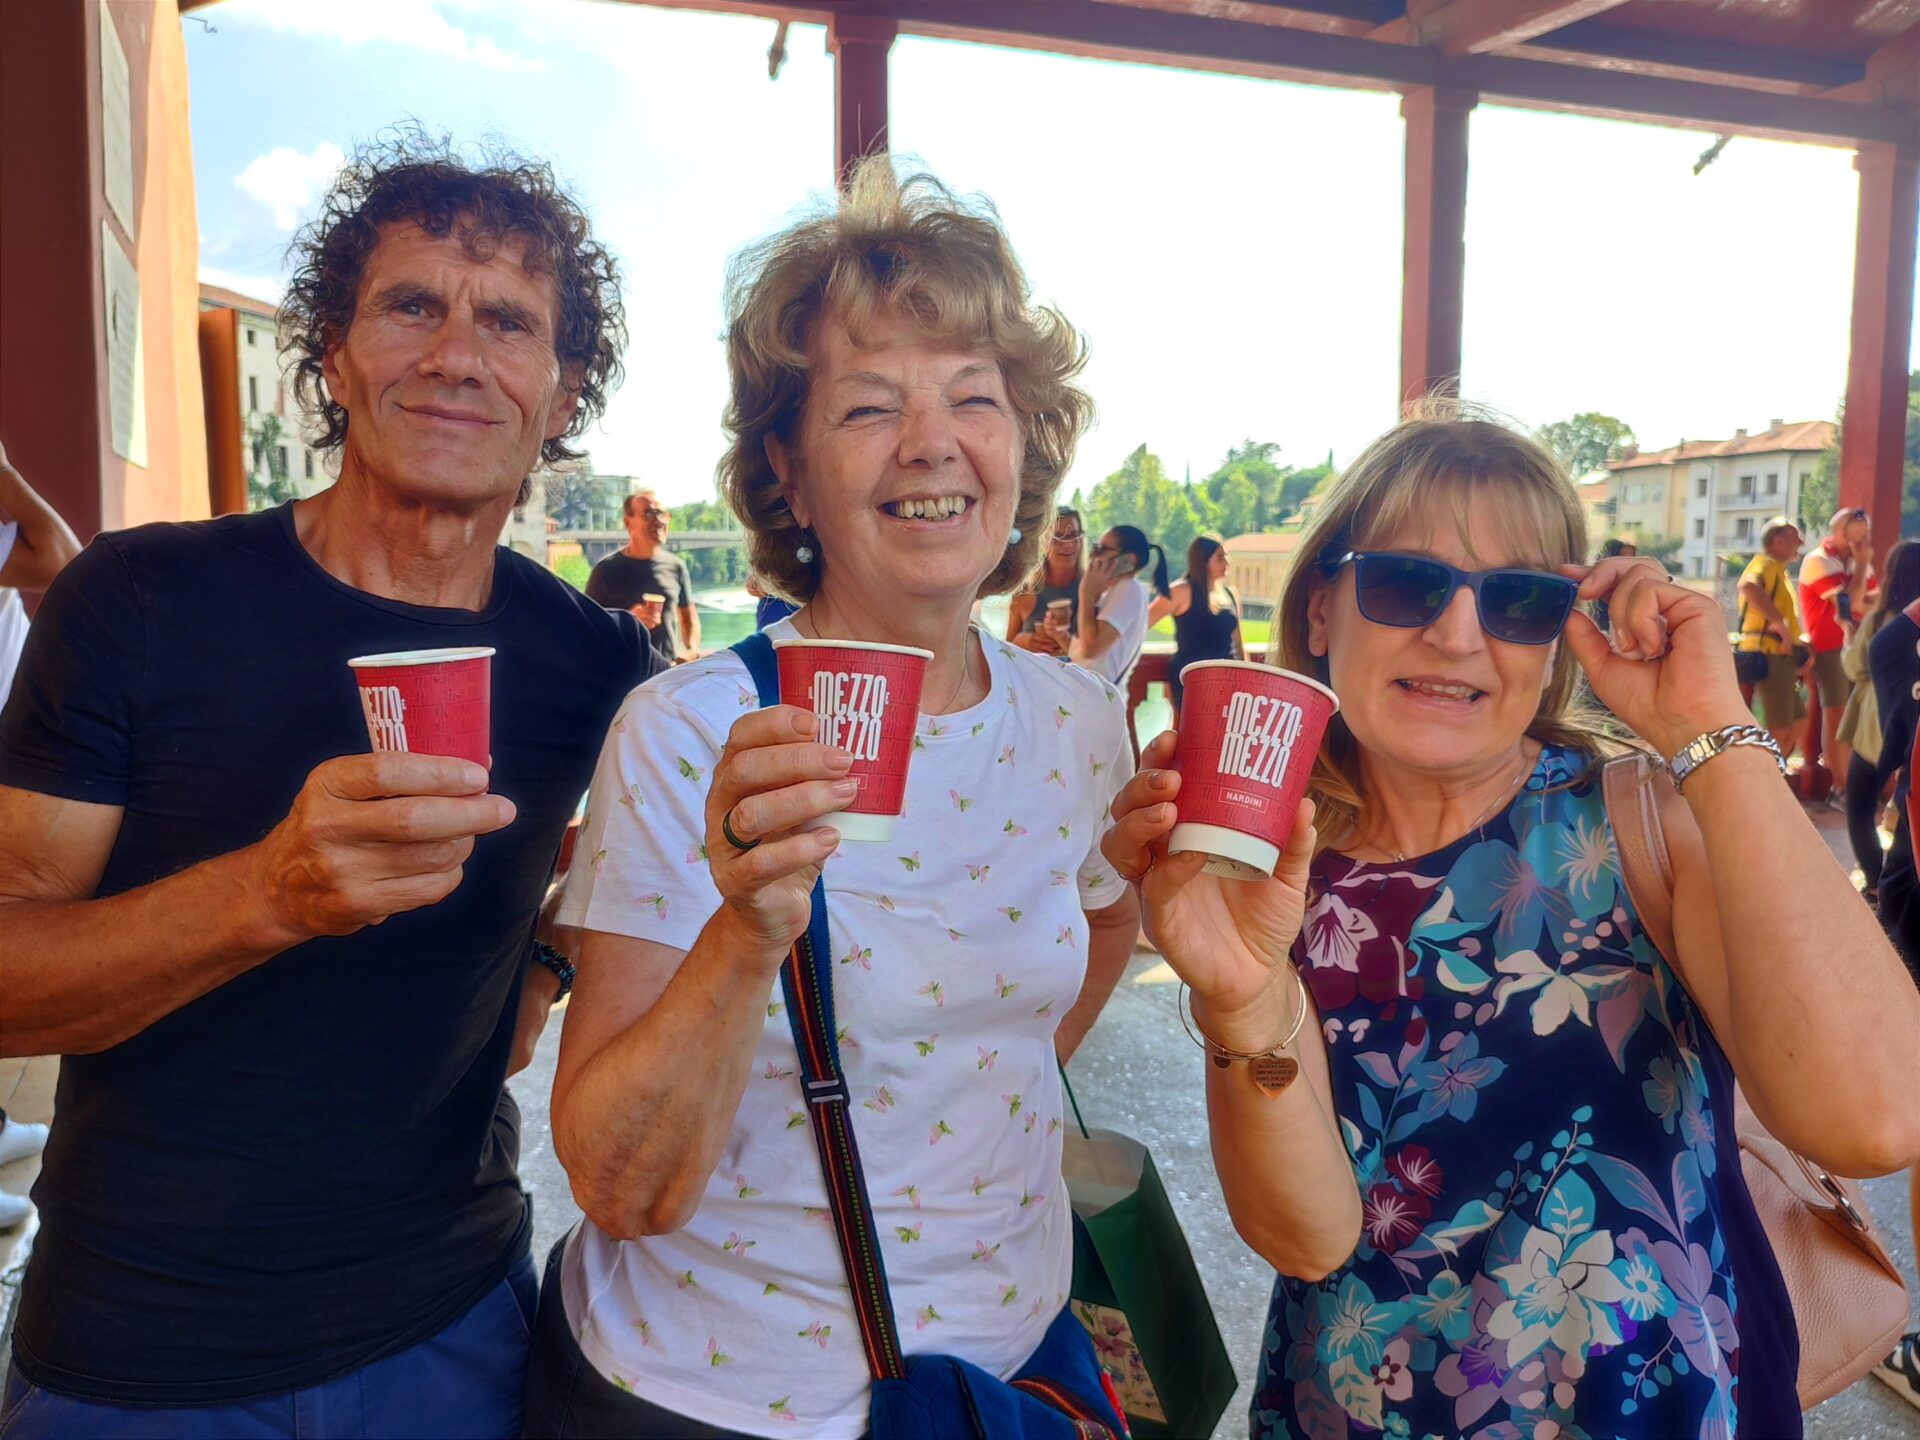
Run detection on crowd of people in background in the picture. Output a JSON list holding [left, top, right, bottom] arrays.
[[0, 131, 1917, 1440]]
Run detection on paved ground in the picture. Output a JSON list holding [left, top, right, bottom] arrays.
[[2, 806, 1915, 1437]]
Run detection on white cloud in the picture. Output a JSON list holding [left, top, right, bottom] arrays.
[[234, 141, 346, 230], [213, 0, 536, 70]]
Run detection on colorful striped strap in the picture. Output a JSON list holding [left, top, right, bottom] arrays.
[[732, 634, 908, 1383]]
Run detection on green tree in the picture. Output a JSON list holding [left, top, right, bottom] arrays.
[[1203, 440, 1290, 533], [1277, 463, 1332, 520], [545, 470, 627, 529], [1802, 371, 1920, 536], [245, 413, 298, 509], [1085, 444, 1212, 565], [1540, 413, 1637, 479], [1630, 532, 1686, 569], [1213, 469, 1259, 539]]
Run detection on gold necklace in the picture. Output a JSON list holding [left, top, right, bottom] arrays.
[[1381, 752, 1535, 864]]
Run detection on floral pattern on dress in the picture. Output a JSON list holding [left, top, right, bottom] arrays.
[[1254, 747, 1793, 1440]]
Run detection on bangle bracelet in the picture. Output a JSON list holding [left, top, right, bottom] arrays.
[[1178, 968, 1311, 1094], [1666, 724, 1787, 791]]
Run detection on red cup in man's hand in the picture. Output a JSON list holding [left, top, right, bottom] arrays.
[[349, 647, 495, 770]]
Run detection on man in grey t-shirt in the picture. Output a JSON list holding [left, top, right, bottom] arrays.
[[584, 488, 699, 660]]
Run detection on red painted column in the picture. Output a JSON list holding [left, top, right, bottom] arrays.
[[1400, 87, 1477, 413], [828, 13, 896, 184], [1837, 141, 1919, 555]]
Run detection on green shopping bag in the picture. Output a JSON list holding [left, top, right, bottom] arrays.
[[1061, 1071, 1237, 1440]]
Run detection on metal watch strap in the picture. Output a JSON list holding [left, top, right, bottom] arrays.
[[529, 939, 575, 1001], [1666, 724, 1786, 791]]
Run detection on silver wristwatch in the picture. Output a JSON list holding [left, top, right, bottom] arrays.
[[1666, 724, 1787, 790]]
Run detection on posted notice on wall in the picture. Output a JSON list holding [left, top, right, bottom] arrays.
[[102, 224, 148, 468], [99, 0, 135, 237]]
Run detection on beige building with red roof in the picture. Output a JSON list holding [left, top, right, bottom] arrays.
[[1602, 420, 1835, 577], [1223, 530, 1304, 613]]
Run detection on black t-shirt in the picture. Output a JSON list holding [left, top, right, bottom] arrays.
[[584, 549, 693, 659], [0, 504, 664, 1404], [1870, 606, 1920, 804]]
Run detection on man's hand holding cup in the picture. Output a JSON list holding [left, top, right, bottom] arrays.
[[251, 753, 516, 946]]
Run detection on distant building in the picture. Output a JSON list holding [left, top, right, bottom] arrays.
[[503, 472, 554, 562], [1575, 472, 1615, 551], [198, 284, 328, 505], [1601, 420, 1834, 577], [1223, 531, 1304, 612]]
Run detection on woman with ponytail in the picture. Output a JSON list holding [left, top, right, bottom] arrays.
[[1166, 531, 1244, 726], [1070, 523, 1173, 692]]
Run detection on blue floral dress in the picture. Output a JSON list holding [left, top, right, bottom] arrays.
[[1252, 746, 1798, 1440]]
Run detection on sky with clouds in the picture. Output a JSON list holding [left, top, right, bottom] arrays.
[[186, 0, 1920, 507]]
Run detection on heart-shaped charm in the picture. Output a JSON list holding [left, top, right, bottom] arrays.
[[1248, 1054, 1300, 1096]]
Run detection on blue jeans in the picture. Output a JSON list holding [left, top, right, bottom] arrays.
[[0, 1252, 537, 1439]]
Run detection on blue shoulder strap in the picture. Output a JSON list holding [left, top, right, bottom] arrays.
[[729, 634, 907, 1381]]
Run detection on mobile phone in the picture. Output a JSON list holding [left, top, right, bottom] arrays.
[[1117, 555, 1138, 576]]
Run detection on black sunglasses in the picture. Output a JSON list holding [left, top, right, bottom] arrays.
[[1323, 550, 1578, 646]]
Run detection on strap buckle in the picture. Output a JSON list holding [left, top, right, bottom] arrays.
[[804, 1075, 849, 1107]]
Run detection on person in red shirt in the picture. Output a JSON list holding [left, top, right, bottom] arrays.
[[1798, 506, 1874, 793]]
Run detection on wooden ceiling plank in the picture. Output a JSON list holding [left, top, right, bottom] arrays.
[[880, 0, 1915, 144], [1509, 41, 1832, 100], [1081, 0, 1383, 40], [1853, 20, 1920, 109], [1385, 0, 1631, 56], [478, 0, 1914, 147]]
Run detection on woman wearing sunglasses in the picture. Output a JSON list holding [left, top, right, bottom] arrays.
[[1104, 412, 1920, 1440], [1005, 506, 1085, 654]]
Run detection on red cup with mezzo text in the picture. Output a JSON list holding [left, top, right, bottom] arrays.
[[774, 639, 932, 844], [1168, 660, 1339, 880], [348, 647, 495, 770]]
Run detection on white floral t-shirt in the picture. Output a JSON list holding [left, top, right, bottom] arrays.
[[556, 620, 1133, 1438]]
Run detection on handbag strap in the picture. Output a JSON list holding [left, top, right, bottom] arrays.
[[1597, 752, 1885, 1229], [731, 633, 909, 1383], [1600, 752, 1676, 961]]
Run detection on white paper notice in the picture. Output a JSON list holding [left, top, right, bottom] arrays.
[[102, 225, 148, 467], [99, 1, 135, 237]]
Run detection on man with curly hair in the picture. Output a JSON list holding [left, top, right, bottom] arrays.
[[0, 138, 663, 1437]]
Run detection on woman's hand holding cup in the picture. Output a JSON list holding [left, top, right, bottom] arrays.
[[1102, 729, 1317, 1042], [1559, 555, 1752, 756], [706, 706, 856, 957]]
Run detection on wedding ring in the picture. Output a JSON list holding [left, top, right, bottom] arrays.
[[721, 810, 762, 852]]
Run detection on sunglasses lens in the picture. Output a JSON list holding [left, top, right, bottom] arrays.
[[1355, 555, 1454, 627], [1481, 573, 1575, 644]]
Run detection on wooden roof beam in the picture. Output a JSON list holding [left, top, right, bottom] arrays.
[[1828, 23, 1920, 111], [880, 0, 1918, 146], [1080, 0, 1383, 40], [1373, 0, 1629, 56]]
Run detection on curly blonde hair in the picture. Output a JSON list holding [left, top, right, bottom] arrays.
[[1275, 402, 1630, 852], [717, 157, 1092, 603]]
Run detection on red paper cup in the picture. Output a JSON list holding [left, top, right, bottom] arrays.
[[774, 639, 932, 843], [1168, 660, 1338, 880], [348, 647, 495, 770]]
